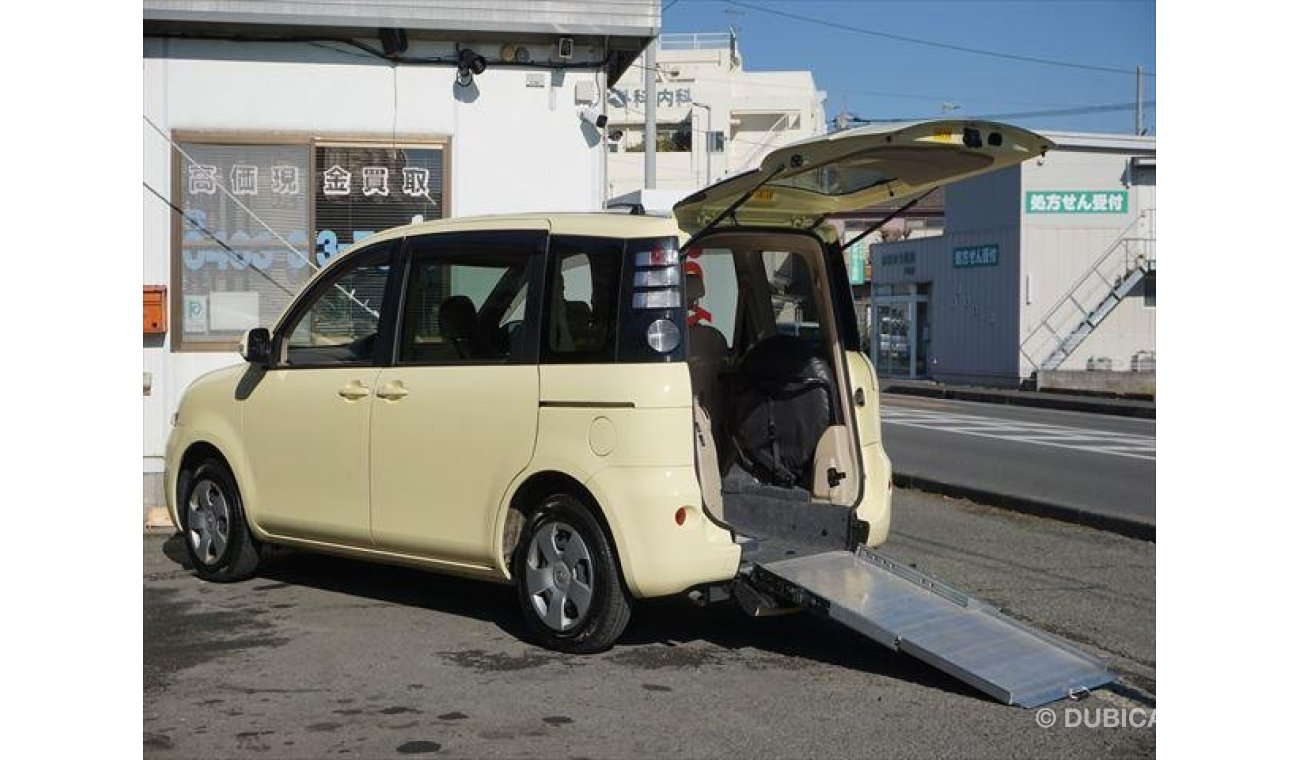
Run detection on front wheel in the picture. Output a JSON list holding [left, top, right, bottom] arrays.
[[181, 457, 261, 582], [514, 494, 631, 654]]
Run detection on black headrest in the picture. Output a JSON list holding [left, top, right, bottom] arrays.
[[438, 295, 477, 338], [737, 335, 833, 389]]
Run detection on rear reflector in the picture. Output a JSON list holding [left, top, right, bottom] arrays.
[[675, 507, 687, 526]]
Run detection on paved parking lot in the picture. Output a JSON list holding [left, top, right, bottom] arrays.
[[144, 489, 1155, 758]]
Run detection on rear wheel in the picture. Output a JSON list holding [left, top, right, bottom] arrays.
[[514, 493, 631, 653], [181, 458, 260, 582]]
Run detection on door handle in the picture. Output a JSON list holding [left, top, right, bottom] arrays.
[[337, 381, 372, 400], [375, 381, 410, 400]]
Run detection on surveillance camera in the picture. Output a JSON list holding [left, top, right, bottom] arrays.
[[578, 105, 608, 129], [606, 129, 625, 143]]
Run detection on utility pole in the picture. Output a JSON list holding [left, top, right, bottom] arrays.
[[695, 102, 713, 186], [644, 39, 657, 189], [1135, 65, 1144, 136]]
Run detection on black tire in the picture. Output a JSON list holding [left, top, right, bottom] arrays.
[[180, 457, 261, 583], [513, 493, 632, 654]]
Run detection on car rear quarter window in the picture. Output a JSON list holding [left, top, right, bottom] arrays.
[[542, 236, 623, 364], [541, 235, 686, 364]]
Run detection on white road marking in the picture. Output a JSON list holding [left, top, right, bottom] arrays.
[[881, 407, 1156, 461]]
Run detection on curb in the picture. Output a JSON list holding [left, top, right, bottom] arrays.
[[893, 472, 1155, 542], [883, 385, 1156, 419], [145, 506, 176, 531]]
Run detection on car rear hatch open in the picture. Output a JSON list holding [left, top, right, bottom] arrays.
[[673, 119, 1054, 238], [678, 121, 1110, 707]]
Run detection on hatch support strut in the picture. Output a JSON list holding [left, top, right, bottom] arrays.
[[681, 162, 788, 250], [839, 188, 937, 251]]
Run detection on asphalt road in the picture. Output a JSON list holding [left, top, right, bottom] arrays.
[[881, 394, 1156, 532], [144, 490, 1155, 759]]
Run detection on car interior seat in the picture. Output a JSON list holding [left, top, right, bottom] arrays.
[[438, 295, 483, 359], [685, 272, 729, 423]]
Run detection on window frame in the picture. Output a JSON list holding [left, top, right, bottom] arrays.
[[270, 240, 403, 370], [168, 130, 451, 353], [391, 229, 548, 367]]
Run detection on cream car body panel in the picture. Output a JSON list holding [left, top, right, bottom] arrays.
[[494, 363, 740, 597], [165, 365, 253, 530], [845, 351, 892, 545], [370, 364, 540, 565], [239, 367, 379, 544]]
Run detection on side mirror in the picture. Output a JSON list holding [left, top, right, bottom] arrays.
[[239, 328, 272, 366]]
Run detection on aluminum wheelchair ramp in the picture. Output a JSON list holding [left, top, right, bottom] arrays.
[[751, 547, 1112, 708]]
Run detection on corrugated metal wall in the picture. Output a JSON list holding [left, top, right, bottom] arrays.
[[872, 167, 1023, 386], [945, 164, 1021, 235]]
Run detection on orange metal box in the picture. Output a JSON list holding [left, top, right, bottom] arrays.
[[144, 285, 167, 334]]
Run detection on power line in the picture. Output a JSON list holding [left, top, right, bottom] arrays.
[[847, 99, 1156, 123], [720, 0, 1155, 77]]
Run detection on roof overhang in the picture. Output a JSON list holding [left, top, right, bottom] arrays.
[[143, 1, 659, 79], [1039, 130, 1156, 157]]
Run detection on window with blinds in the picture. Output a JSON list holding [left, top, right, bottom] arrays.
[[172, 137, 447, 351], [176, 143, 311, 348]]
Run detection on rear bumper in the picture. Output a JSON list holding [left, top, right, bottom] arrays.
[[586, 465, 742, 598]]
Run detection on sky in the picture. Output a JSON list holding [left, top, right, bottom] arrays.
[[659, 0, 1156, 134]]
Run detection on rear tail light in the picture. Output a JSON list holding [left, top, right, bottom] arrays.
[[635, 247, 680, 267], [632, 290, 681, 309], [633, 267, 681, 288]]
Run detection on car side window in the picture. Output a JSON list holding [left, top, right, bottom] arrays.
[[685, 247, 739, 347], [398, 232, 542, 365], [282, 246, 394, 367], [543, 236, 624, 363]]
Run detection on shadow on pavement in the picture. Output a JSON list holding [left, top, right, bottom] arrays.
[[151, 534, 983, 703]]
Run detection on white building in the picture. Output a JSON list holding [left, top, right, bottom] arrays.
[[868, 132, 1156, 392], [605, 30, 826, 205], [142, 0, 659, 524]]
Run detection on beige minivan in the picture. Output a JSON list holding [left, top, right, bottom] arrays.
[[166, 120, 1051, 653]]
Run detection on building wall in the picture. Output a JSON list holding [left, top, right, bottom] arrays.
[[872, 226, 1022, 386], [944, 164, 1021, 235], [143, 38, 610, 493], [605, 34, 825, 197], [872, 167, 1022, 385], [868, 136, 1155, 386], [1019, 149, 1156, 375]]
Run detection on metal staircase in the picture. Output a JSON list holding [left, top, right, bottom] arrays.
[[1020, 209, 1156, 372]]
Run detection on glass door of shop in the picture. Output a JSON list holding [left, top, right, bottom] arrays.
[[870, 287, 930, 378]]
